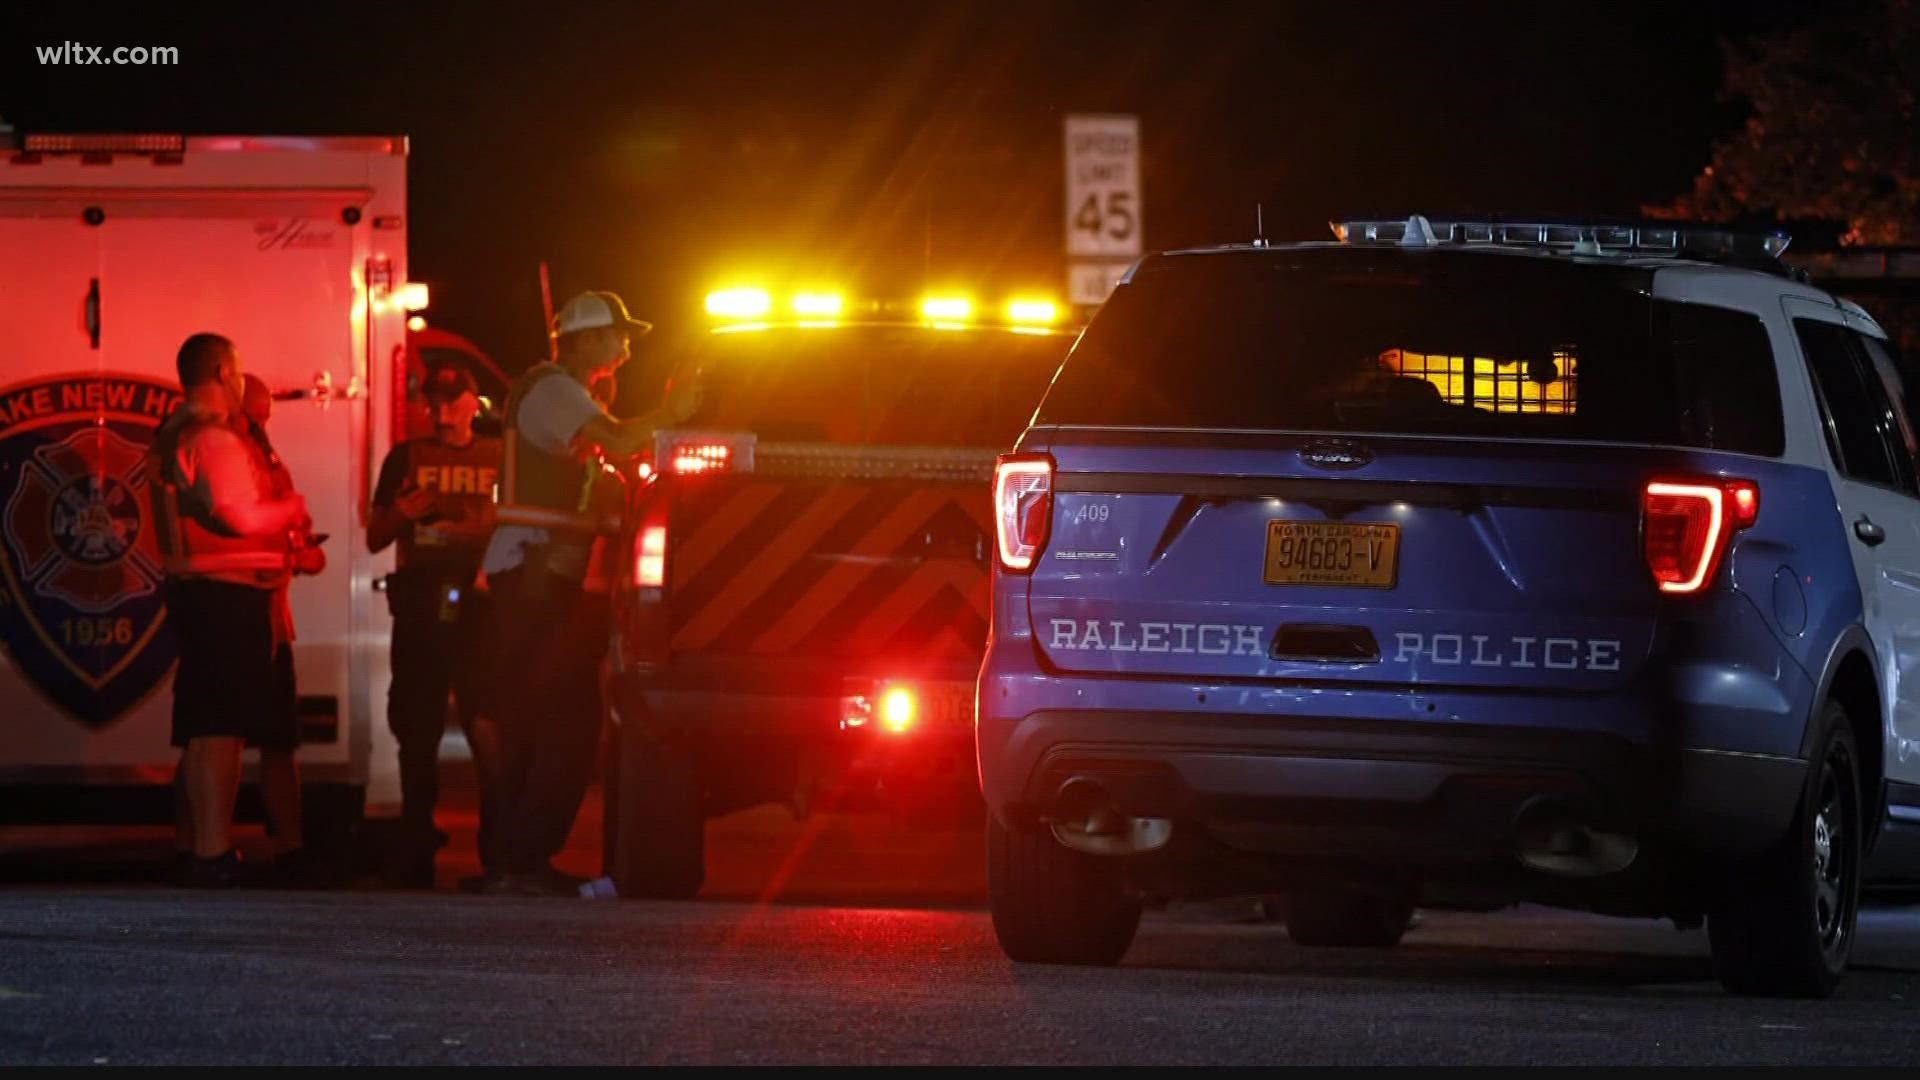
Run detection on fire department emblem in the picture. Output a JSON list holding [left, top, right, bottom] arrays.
[[0, 373, 183, 727]]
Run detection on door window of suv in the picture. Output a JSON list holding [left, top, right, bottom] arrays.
[[1797, 319, 1903, 490], [1858, 332, 1920, 496]]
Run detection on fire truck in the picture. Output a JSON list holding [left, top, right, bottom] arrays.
[[0, 132, 420, 843], [600, 287, 1080, 897]]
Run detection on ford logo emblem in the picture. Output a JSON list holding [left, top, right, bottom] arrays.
[[1299, 440, 1371, 471]]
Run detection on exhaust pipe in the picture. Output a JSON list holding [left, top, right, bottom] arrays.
[[1046, 776, 1173, 856], [1512, 799, 1638, 878]]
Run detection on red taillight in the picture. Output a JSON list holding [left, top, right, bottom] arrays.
[[672, 444, 732, 475], [1728, 482, 1760, 528], [1642, 477, 1760, 594], [993, 453, 1054, 572], [839, 681, 920, 734], [656, 432, 756, 476], [634, 524, 667, 588]]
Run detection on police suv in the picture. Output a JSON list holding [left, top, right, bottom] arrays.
[[979, 216, 1920, 997]]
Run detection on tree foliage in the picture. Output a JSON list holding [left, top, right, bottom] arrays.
[[1656, 0, 1920, 244]]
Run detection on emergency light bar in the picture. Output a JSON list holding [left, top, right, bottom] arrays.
[[656, 430, 757, 476], [1330, 215, 1792, 262], [704, 286, 1068, 328], [24, 133, 186, 154]]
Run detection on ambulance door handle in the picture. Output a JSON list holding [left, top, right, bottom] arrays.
[[310, 370, 367, 408], [1855, 515, 1887, 547], [85, 278, 101, 349]]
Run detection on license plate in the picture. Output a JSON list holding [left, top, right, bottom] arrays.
[[1264, 520, 1400, 588], [915, 682, 974, 727]]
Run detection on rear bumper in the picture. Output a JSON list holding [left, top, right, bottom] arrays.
[[609, 658, 980, 802], [979, 599, 1818, 874], [978, 707, 1805, 865]]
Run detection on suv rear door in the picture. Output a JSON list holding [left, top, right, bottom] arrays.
[[1024, 251, 1787, 695]]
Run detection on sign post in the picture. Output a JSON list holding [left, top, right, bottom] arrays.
[[1064, 114, 1141, 308]]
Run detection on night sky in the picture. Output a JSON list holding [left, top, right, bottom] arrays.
[[1, 0, 1822, 371]]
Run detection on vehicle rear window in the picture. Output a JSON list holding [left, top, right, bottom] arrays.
[[1036, 251, 1785, 454], [679, 325, 1069, 448]]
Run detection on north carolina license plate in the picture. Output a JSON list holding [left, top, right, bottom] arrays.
[[918, 682, 974, 726], [1264, 521, 1400, 588]]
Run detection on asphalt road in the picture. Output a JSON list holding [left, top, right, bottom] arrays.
[[3, 764, 1918, 1065], [2, 889, 1919, 1065]]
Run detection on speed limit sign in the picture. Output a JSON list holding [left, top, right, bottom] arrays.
[[1065, 114, 1141, 303]]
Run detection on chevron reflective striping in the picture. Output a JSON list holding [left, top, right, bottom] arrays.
[[670, 481, 786, 585], [670, 484, 871, 650], [916, 619, 981, 663], [744, 489, 954, 654], [871, 582, 986, 660], [838, 558, 984, 656], [661, 476, 996, 660]]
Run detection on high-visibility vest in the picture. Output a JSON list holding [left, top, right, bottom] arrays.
[[148, 409, 291, 578], [495, 363, 618, 535]]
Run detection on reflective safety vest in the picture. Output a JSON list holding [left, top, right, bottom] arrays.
[[149, 408, 291, 580], [496, 363, 619, 535]]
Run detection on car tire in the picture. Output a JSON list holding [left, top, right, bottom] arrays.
[[1281, 890, 1413, 948], [1707, 701, 1862, 998], [987, 816, 1141, 965], [606, 726, 705, 900]]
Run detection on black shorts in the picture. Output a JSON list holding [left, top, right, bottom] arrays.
[[165, 578, 300, 751]]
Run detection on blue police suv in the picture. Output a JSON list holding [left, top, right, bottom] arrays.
[[979, 217, 1920, 996]]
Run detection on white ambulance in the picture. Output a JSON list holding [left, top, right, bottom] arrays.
[[0, 133, 416, 843]]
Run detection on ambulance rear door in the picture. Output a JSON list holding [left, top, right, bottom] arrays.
[[0, 192, 369, 805]]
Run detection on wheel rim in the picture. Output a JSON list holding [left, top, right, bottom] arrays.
[[1811, 749, 1855, 959]]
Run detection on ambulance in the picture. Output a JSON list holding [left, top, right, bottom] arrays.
[[0, 132, 418, 843]]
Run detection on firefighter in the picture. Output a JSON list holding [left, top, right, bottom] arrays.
[[367, 365, 503, 888], [238, 375, 326, 879], [477, 290, 698, 896], [150, 334, 310, 887]]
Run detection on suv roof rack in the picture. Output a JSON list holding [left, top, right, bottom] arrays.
[[1329, 214, 1796, 275]]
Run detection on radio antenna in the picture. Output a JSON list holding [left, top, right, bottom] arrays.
[[539, 260, 557, 362], [1254, 203, 1267, 248]]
